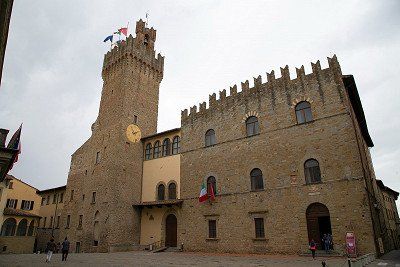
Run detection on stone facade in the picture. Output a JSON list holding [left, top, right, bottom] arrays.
[[59, 19, 163, 253], [57, 19, 399, 257]]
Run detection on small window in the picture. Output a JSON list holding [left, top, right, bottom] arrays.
[[246, 116, 260, 137], [92, 192, 96, 203], [49, 216, 53, 228], [205, 129, 216, 147], [6, 199, 17, 208], [172, 136, 180, 154], [8, 182, 13, 189], [153, 141, 161, 159], [295, 101, 313, 124], [59, 193, 63, 203], [78, 215, 83, 229], [70, 190, 74, 201], [145, 143, 152, 160], [207, 176, 216, 195], [95, 151, 101, 164], [21, 200, 33, 210], [53, 194, 57, 204], [43, 217, 47, 228], [66, 215, 71, 229], [168, 183, 177, 200], [133, 115, 138, 124], [254, 218, 265, 238], [157, 184, 165, 201], [144, 34, 149, 46], [304, 159, 321, 184], [41, 197, 45, 206], [250, 168, 264, 191], [93, 240, 99, 246], [46, 195, 50, 205], [208, 220, 217, 238], [162, 138, 171, 156], [82, 194, 85, 201]]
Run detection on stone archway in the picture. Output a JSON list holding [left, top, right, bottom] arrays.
[[16, 219, 28, 236], [27, 220, 35, 236], [1, 218, 17, 236], [306, 202, 332, 249], [165, 214, 177, 247]]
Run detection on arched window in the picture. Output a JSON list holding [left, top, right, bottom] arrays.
[[145, 143, 152, 160], [157, 184, 165, 201], [246, 116, 260, 137], [304, 159, 321, 184], [27, 220, 35, 236], [1, 218, 17, 236], [153, 141, 161, 159], [207, 176, 216, 195], [172, 136, 180, 154], [162, 138, 171, 157], [205, 129, 216, 147], [168, 183, 177, 200], [16, 219, 28, 236], [295, 101, 313, 124], [250, 168, 264, 190]]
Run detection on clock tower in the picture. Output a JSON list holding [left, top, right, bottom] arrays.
[[60, 19, 164, 252]]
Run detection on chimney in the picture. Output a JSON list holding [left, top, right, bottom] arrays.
[[0, 129, 9, 148]]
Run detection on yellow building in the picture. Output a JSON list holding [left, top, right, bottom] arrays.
[[135, 128, 181, 249], [0, 175, 41, 253], [36, 185, 66, 252]]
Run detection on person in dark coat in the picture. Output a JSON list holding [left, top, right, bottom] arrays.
[[45, 238, 56, 263], [61, 237, 70, 261]]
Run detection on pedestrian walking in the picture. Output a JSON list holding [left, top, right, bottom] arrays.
[[309, 239, 317, 259], [323, 233, 330, 253], [61, 237, 70, 261], [45, 238, 56, 263]]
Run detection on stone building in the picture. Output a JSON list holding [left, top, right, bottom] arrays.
[[58, 19, 398, 257], [36, 185, 66, 252]]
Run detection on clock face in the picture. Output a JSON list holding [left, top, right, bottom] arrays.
[[126, 124, 141, 143]]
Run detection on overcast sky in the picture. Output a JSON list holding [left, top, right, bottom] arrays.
[[1, 1, 399, 204]]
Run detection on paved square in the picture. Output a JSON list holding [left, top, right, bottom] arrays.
[[0, 251, 347, 266]]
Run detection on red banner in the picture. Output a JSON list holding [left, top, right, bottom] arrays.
[[346, 232, 357, 257]]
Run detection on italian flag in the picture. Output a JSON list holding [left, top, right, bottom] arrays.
[[199, 182, 208, 202]]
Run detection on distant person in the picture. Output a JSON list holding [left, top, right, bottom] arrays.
[[323, 233, 330, 253], [309, 239, 317, 259], [45, 238, 56, 263], [62, 237, 70, 261], [327, 233, 333, 250]]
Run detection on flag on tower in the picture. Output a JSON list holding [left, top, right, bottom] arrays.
[[103, 35, 113, 43], [118, 27, 128, 36]]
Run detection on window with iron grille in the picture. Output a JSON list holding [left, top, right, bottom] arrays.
[[254, 218, 265, 238], [246, 116, 260, 137], [208, 220, 217, 238]]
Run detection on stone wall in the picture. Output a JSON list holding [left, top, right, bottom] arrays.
[[180, 56, 377, 255], [0, 236, 35, 254]]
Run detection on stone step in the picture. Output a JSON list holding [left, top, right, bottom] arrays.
[[165, 247, 180, 252], [152, 246, 167, 253]]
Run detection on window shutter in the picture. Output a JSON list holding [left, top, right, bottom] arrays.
[[21, 200, 25, 209], [14, 199, 18, 209], [6, 199, 10, 208], [30, 201, 34, 210]]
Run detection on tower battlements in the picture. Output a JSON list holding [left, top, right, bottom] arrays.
[[181, 55, 343, 122], [102, 19, 164, 80]]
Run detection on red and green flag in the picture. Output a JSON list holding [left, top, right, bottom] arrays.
[[199, 181, 208, 203]]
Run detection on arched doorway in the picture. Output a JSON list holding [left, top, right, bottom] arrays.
[[16, 219, 28, 236], [1, 218, 17, 236], [165, 214, 177, 247], [306, 203, 332, 249]]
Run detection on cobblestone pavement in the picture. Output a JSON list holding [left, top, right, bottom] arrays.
[[367, 250, 400, 267], [0, 251, 348, 267]]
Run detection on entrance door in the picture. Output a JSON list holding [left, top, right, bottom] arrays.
[[165, 214, 177, 247], [306, 203, 332, 249]]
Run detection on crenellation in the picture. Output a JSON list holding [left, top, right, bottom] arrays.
[[181, 109, 188, 120], [199, 102, 207, 112], [190, 105, 197, 116], [182, 56, 345, 122]]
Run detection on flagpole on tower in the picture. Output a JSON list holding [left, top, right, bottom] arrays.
[[145, 11, 149, 27]]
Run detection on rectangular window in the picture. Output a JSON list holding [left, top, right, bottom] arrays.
[[49, 216, 53, 228], [133, 115, 138, 124], [53, 194, 57, 204], [6, 198, 17, 208], [46, 195, 50, 205], [208, 220, 217, 238], [43, 217, 47, 228], [255, 218, 265, 238], [8, 182, 13, 189], [70, 190, 74, 201], [95, 151, 101, 164], [41, 197, 45, 206], [56, 216, 60, 228], [92, 192, 96, 203], [78, 215, 83, 229], [93, 240, 99, 246], [66, 215, 71, 229], [59, 193, 64, 203], [21, 200, 33, 210]]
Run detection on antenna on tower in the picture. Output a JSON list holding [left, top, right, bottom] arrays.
[[145, 11, 149, 27]]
